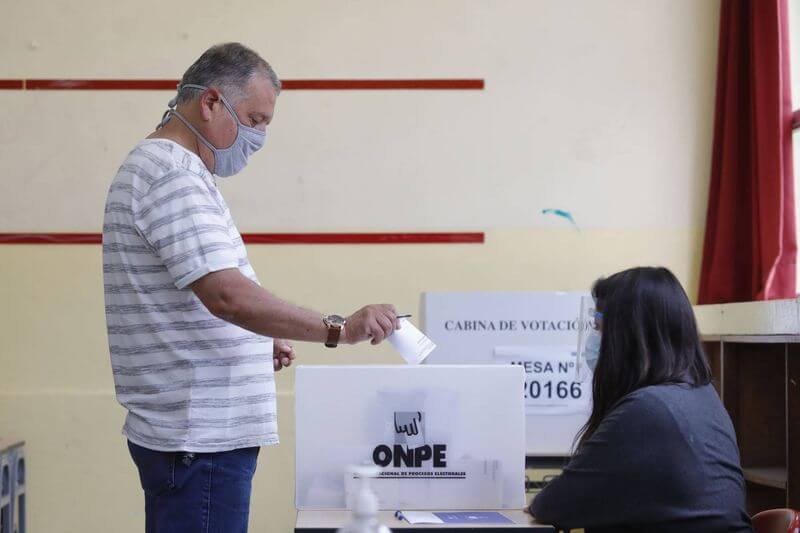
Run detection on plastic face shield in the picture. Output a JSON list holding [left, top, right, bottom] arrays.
[[575, 295, 601, 382]]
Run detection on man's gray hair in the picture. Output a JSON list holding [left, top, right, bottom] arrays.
[[176, 42, 281, 105]]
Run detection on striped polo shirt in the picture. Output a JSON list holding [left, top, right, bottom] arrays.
[[103, 138, 278, 453]]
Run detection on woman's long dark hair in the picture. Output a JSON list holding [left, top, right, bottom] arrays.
[[576, 266, 711, 448]]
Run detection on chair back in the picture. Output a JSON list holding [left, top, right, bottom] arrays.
[[752, 508, 800, 533]]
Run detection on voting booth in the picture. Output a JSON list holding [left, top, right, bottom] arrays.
[[295, 365, 526, 511], [422, 292, 592, 457]]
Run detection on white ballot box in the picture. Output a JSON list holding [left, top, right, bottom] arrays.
[[295, 365, 526, 510]]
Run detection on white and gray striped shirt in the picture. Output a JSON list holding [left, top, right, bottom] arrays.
[[103, 139, 278, 453]]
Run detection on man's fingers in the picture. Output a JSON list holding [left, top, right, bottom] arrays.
[[276, 342, 293, 354], [272, 338, 295, 371], [347, 305, 401, 345], [273, 355, 292, 370], [361, 320, 376, 342], [385, 305, 401, 330], [274, 340, 294, 363], [376, 314, 394, 339], [280, 346, 295, 358], [369, 320, 386, 345], [381, 308, 399, 331]]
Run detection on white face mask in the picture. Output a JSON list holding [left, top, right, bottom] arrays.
[[583, 328, 602, 371], [576, 295, 602, 381], [159, 84, 266, 177]]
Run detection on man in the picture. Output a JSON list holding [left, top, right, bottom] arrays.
[[102, 43, 399, 532]]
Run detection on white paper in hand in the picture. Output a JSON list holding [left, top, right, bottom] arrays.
[[388, 318, 436, 364]]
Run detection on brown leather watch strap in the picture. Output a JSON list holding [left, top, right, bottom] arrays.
[[325, 325, 343, 348]]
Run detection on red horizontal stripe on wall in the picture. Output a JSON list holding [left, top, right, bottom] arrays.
[[281, 79, 484, 90], [1, 79, 484, 91], [0, 233, 484, 245], [0, 80, 24, 89], [241, 232, 485, 244], [0, 233, 103, 244], [26, 79, 179, 90]]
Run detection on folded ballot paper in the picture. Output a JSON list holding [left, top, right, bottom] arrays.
[[388, 318, 436, 364]]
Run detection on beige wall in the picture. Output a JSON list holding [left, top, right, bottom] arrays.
[[0, 1, 719, 532]]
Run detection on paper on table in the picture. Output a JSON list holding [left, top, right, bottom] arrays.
[[434, 512, 514, 524], [388, 318, 436, 364], [395, 511, 444, 524]]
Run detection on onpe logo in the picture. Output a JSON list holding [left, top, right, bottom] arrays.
[[373, 411, 446, 468], [394, 411, 423, 442]]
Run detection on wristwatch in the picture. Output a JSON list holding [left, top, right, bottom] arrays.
[[323, 314, 347, 348]]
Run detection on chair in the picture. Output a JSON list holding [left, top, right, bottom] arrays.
[[752, 508, 800, 533]]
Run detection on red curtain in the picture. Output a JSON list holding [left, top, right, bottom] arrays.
[[698, 0, 797, 304]]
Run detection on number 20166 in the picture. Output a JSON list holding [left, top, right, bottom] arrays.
[[525, 380, 582, 399]]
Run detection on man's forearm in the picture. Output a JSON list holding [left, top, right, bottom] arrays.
[[192, 268, 397, 346], [226, 287, 329, 342], [196, 271, 330, 342]]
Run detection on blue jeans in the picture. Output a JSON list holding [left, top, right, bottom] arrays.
[[127, 440, 260, 533]]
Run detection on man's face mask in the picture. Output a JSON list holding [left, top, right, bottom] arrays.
[[159, 84, 266, 177]]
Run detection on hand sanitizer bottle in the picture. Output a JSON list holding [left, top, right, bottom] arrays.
[[337, 466, 391, 533]]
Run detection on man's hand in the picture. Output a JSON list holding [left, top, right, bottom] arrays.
[[344, 304, 399, 345], [273, 338, 296, 371]]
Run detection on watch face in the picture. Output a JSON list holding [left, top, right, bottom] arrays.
[[327, 314, 346, 326]]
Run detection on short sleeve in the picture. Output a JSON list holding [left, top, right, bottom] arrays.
[[133, 171, 240, 289]]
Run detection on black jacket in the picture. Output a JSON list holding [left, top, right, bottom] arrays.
[[530, 384, 752, 533]]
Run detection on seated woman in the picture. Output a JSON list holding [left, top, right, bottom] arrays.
[[530, 267, 752, 532]]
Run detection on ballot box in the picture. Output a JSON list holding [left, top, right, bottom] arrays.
[[295, 365, 526, 510]]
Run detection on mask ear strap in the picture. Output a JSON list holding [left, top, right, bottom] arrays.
[[182, 83, 243, 128], [156, 108, 173, 129], [167, 109, 218, 155], [156, 82, 182, 129]]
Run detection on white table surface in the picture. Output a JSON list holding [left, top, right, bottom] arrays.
[[296, 510, 555, 530]]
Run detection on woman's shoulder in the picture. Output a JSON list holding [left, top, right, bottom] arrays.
[[625, 382, 714, 404], [610, 383, 717, 427]]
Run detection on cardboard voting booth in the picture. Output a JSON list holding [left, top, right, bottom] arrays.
[[421, 292, 592, 457], [295, 365, 526, 510]]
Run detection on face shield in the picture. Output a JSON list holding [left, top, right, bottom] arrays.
[[575, 295, 602, 382]]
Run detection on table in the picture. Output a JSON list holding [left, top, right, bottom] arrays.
[[295, 510, 556, 532]]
